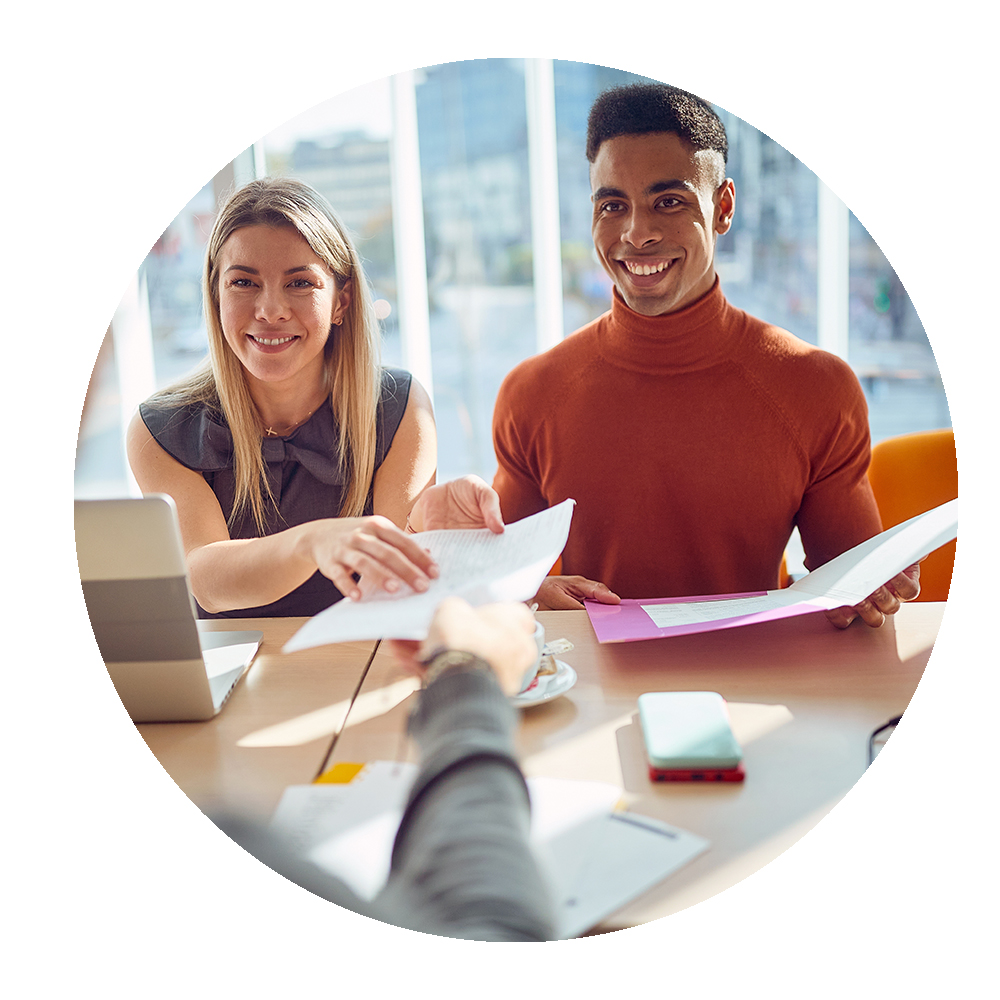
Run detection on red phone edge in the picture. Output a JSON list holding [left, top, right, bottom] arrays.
[[648, 762, 746, 783]]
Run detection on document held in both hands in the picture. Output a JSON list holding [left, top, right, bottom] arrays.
[[588, 499, 958, 643], [285, 499, 575, 650]]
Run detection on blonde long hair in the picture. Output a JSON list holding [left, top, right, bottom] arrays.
[[152, 177, 381, 533]]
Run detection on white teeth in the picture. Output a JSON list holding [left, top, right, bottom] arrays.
[[624, 260, 670, 276], [252, 335, 295, 346]]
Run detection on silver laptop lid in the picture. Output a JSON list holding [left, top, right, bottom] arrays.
[[76, 494, 203, 664], [75, 494, 259, 722]]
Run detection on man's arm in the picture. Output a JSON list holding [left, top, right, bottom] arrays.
[[794, 362, 919, 628], [379, 599, 556, 939], [492, 375, 620, 611], [375, 660, 555, 940], [221, 601, 556, 941]]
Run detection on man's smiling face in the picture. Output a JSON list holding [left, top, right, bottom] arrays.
[[590, 131, 735, 316]]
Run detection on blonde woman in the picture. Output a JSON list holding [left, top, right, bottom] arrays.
[[128, 178, 502, 618]]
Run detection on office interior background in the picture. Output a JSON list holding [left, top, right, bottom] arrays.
[[75, 58, 951, 532]]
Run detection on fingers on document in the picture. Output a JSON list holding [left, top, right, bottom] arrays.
[[889, 564, 922, 602], [825, 606, 856, 629], [320, 520, 438, 600]]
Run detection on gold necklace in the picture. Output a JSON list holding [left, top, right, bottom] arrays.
[[262, 406, 319, 438]]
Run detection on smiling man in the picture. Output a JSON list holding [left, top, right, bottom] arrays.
[[492, 83, 919, 628]]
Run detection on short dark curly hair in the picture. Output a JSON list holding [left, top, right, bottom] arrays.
[[586, 83, 728, 165]]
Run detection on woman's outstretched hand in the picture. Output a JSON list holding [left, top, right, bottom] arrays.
[[307, 477, 505, 602], [303, 516, 439, 602], [408, 475, 505, 534]]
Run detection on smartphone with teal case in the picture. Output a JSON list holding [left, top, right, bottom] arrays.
[[638, 691, 743, 779]]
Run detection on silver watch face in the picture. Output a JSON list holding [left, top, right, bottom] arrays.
[[423, 650, 484, 683]]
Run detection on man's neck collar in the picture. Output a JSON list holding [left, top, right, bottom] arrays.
[[600, 277, 734, 374]]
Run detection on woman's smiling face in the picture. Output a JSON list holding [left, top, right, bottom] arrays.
[[216, 224, 351, 388]]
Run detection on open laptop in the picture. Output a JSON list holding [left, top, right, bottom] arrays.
[[75, 494, 262, 723]]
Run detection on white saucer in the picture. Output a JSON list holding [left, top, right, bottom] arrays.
[[510, 659, 577, 708]]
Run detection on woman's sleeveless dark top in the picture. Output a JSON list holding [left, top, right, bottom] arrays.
[[139, 367, 413, 618]]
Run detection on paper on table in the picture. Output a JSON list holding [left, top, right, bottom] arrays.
[[269, 761, 708, 939], [284, 499, 575, 650], [588, 499, 957, 643], [554, 811, 707, 936], [269, 762, 619, 902], [273, 763, 412, 900], [531, 798, 707, 938]]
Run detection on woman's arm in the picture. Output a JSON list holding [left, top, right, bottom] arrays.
[[126, 414, 437, 612], [371, 376, 437, 529]]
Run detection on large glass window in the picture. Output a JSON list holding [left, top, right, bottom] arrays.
[[415, 59, 535, 481], [262, 77, 401, 366], [75, 331, 127, 499], [848, 213, 950, 441], [76, 58, 950, 506], [716, 110, 819, 346], [144, 180, 216, 386]]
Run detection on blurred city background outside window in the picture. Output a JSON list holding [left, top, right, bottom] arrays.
[[76, 57, 950, 518]]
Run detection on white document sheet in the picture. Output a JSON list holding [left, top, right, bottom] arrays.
[[270, 761, 708, 939], [284, 499, 575, 650], [785, 498, 957, 607], [641, 594, 782, 628], [551, 811, 708, 937]]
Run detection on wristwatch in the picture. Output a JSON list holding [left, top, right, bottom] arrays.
[[421, 648, 491, 686]]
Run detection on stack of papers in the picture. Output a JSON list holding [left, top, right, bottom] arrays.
[[285, 500, 576, 650], [588, 499, 958, 642], [270, 762, 708, 939]]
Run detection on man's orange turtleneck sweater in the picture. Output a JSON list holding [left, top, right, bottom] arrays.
[[492, 279, 882, 600]]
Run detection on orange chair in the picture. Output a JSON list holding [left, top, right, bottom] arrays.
[[866, 428, 957, 602], [778, 554, 793, 590]]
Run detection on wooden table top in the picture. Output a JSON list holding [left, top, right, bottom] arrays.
[[330, 603, 944, 931], [137, 619, 377, 823], [135, 603, 943, 931]]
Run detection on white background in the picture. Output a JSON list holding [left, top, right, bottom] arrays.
[[4, 2, 994, 995]]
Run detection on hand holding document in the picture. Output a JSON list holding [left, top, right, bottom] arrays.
[[588, 499, 958, 643], [285, 499, 575, 651]]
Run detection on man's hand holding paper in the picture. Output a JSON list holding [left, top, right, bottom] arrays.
[[408, 475, 505, 535], [538, 561, 923, 630], [389, 597, 538, 696], [824, 562, 922, 629], [535, 575, 621, 611], [585, 502, 955, 644]]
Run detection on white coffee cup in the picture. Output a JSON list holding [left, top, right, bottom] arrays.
[[517, 620, 546, 694]]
